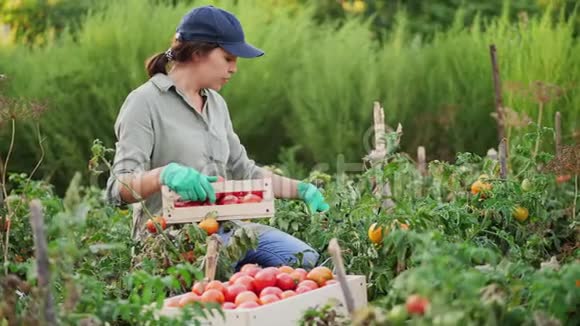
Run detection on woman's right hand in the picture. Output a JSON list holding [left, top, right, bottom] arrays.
[[160, 163, 218, 203]]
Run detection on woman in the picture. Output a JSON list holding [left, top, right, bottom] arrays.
[[105, 5, 329, 269]]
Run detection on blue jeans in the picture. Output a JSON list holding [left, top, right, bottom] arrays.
[[218, 222, 319, 271]]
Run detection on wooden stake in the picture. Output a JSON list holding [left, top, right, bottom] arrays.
[[29, 199, 57, 326], [203, 234, 221, 282], [555, 111, 561, 157], [373, 101, 386, 156], [417, 146, 426, 176], [327, 238, 355, 315], [365, 102, 396, 210], [499, 139, 508, 179], [490, 45, 506, 142]]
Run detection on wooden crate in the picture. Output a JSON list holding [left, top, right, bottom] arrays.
[[156, 275, 367, 326], [161, 178, 275, 224]]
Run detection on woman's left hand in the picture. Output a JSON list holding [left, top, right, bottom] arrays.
[[297, 182, 330, 214]]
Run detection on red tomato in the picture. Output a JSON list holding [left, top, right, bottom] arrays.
[[233, 275, 255, 292], [324, 279, 338, 286], [237, 301, 260, 309], [297, 280, 318, 290], [259, 294, 280, 305], [241, 193, 262, 203], [240, 264, 262, 277], [145, 216, 167, 233], [234, 291, 259, 306], [290, 269, 307, 283], [222, 302, 236, 310], [276, 273, 297, 291], [165, 295, 182, 308], [295, 286, 312, 294], [260, 286, 283, 298], [201, 289, 225, 304], [262, 267, 280, 276], [229, 272, 248, 284], [224, 284, 247, 303], [280, 290, 296, 299], [253, 269, 277, 294], [406, 294, 429, 315], [218, 194, 240, 205]]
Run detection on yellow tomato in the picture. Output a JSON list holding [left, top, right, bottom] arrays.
[[512, 206, 529, 222]]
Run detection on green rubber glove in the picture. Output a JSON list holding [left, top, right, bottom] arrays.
[[297, 182, 330, 213], [160, 163, 218, 203]]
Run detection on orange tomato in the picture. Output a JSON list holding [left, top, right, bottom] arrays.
[[201, 289, 225, 304], [471, 175, 492, 196], [205, 280, 226, 295], [235, 291, 259, 306], [191, 281, 206, 295], [306, 266, 333, 286], [368, 223, 383, 244], [198, 217, 219, 235], [178, 292, 201, 307], [278, 265, 294, 274]]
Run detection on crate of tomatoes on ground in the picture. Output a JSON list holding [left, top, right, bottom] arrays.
[[161, 177, 275, 224], [157, 263, 367, 326]]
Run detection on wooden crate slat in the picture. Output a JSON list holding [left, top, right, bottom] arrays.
[[162, 178, 276, 224]]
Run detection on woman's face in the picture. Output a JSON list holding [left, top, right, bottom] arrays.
[[194, 47, 238, 91]]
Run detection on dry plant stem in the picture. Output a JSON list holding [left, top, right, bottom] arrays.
[[2, 121, 46, 275], [499, 139, 508, 179], [574, 175, 578, 222], [490, 44, 506, 142], [555, 111, 561, 157], [27, 123, 45, 184], [1, 119, 15, 275], [1, 119, 15, 206], [29, 199, 57, 326], [533, 102, 544, 159], [327, 238, 355, 315]]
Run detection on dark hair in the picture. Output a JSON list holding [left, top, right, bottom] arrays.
[[145, 39, 219, 78]]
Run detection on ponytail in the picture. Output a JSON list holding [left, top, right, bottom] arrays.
[[145, 41, 219, 78], [145, 52, 169, 78]]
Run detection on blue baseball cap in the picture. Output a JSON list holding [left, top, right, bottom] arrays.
[[175, 5, 264, 58]]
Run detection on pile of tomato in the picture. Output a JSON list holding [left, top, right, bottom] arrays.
[[175, 191, 264, 207], [164, 264, 336, 310]]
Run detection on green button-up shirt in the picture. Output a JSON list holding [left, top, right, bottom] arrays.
[[106, 73, 263, 237]]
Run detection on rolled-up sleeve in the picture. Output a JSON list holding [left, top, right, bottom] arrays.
[[224, 107, 263, 180], [105, 91, 154, 207]]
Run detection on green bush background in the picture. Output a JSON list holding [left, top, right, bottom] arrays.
[[0, 0, 578, 193]]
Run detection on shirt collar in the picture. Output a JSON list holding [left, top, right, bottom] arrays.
[[151, 73, 209, 97]]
